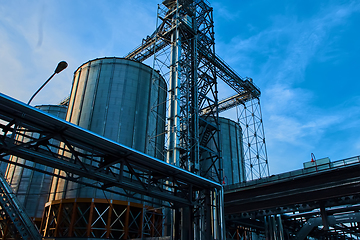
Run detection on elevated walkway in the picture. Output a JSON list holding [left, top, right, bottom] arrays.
[[225, 155, 360, 214], [224, 155, 360, 239]]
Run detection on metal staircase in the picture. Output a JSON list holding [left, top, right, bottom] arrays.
[[0, 172, 42, 239]]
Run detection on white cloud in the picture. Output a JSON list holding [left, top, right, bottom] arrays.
[[215, 1, 360, 174], [0, 1, 158, 106], [264, 84, 313, 113], [0, 0, 359, 176], [216, 0, 360, 86], [212, 2, 242, 21]]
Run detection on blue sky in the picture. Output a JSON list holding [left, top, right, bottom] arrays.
[[1, 0, 359, 175]]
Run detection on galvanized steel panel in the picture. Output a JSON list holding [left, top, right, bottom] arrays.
[[219, 117, 245, 185], [50, 57, 167, 202], [5, 104, 67, 218], [204, 117, 245, 185]]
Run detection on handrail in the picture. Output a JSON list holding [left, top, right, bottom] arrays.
[[225, 155, 360, 190]]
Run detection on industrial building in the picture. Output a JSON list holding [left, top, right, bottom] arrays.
[[0, 0, 360, 239]]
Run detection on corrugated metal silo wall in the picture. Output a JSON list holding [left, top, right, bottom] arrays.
[[49, 57, 167, 202], [220, 117, 246, 185], [4, 105, 67, 219], [204, 117, 245, 185]]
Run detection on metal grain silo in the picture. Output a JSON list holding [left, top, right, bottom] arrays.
[[43, 58, 167, 238], [201, 117, 245, 185], [69, 57, 166, 159], [218, 117, 245, 185], [50, 57, 166, 200], [4, 104, 67, 225]]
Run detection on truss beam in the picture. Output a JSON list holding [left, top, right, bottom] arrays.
[[200, 93, 253, 115], [0, 93, 221, 208], [125, 36, 260, 106]]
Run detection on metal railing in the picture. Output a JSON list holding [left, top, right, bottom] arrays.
[[225, 155, 360, 191]]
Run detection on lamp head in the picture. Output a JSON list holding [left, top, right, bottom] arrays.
[[54, 61, 68, 73]]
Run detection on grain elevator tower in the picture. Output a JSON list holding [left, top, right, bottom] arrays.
[[126, 0, 269, 238]]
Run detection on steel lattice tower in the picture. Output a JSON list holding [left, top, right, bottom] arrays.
[[125, 0, 269, 238], [127, 0, 222, 183], [237, 97, 270, 180]]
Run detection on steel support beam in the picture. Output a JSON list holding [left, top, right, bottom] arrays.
[[124, 1, 269, 183], [224, 160, 360, 214], [0, 93, 221, 207]]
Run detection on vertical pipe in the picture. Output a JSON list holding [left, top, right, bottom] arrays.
[[264, 216, 269, 240], [219, 187, 226, 240], [269, 216, 273, 240], [277, 215, 284, 240], [320, 203, 329, 231], [272, 215, 277, 240], [166, 0, 181, 167], [190, 4, 199, 174], [210, 192, 215, 239], [270, 215, 275, 240]]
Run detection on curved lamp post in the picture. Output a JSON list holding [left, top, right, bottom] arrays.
[[27, 61, 68, 105]]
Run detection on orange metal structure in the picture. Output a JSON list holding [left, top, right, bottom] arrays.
[[40, 198, 163, 239]]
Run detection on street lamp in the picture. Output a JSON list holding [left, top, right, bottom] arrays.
[[27, 61, 68, 105]]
